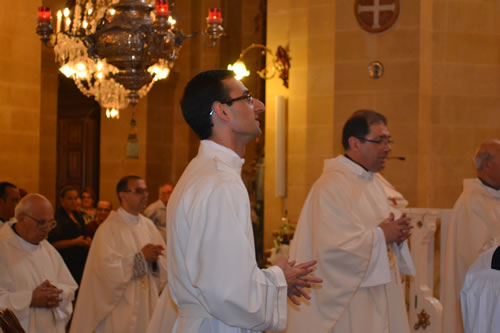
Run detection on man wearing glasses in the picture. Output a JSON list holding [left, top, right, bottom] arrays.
[[148, 69, 322, 333], [0, 193, 78, 333], [71, 176, 171, 333], [85, 200, 113, 238], [286, 110, 415, 333]]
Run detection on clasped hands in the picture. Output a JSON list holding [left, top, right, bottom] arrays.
[[31, 280, 63, 308], [379, 212, 413, 245], [141, 243, 165, 262], [275, 256, 323, 306]]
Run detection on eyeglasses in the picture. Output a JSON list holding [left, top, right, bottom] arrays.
[[23, 213, 57, 230], [357, 137, 394, 146], [209, 92, 254, 116], [123, 187, 149, 195], [221, 92, 253, 106], [96, 207, 111, 212]]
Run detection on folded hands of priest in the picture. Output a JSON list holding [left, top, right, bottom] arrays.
[[379, 212, 413, 245], [30, 280, 63, 308]]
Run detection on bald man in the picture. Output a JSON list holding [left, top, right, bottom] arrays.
[[144, 183, 173, 240], [442, 139, 500, 333], [0, 194, 78, 333]]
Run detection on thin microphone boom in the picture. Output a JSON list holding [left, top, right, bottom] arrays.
[[387, 156, 406, 161]]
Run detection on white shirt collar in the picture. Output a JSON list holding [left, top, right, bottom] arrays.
[[199, 140, 245, 170], [9, 223, 41, 252], [117, 207, 141, 225], [324, 155, 374, 179], [464, 178, 500, 200]]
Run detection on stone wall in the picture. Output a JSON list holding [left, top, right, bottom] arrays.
[[0, 0, 43, 195], [264, 0, 500, 250]]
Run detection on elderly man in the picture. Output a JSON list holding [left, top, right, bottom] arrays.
[[0, 193, 78, 332], [0, 182, 21, 225], [148, 69, 321, 333], [85, 200, 112, 238], [144, 183, 173, 239], [286, 110, 415, 333], [442, 139, 500, 333], [70, 176, 168, 333]]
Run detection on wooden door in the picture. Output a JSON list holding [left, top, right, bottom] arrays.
[[56, 76, 100, 199]]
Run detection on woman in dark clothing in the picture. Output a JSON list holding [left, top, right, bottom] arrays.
[[48, 186, 91, 285]]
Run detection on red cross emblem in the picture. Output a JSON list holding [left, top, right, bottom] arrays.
[[355, 0, 400, 33]]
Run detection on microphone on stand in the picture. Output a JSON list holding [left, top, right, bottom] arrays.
[[387, 156, 406, 161]]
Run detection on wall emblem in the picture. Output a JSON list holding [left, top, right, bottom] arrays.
[[355, 0, 400, 33]]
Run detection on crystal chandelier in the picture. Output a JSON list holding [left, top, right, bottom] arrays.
[[37, 1, 225, 117]]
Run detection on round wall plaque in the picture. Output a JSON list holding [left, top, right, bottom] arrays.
[[355, 0, 400, 33]]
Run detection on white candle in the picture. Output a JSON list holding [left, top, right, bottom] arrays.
[[65, 17, 71, 31], [56, 10, 62, 33], [275, 96, 287, 198]]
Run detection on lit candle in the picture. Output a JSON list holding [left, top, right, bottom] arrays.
[[37, 7, 51, 23], [155, 0, 169, 17], [207, 8, 222, 24], [65, 17, 71, 31], [56, 10, 62, 33]]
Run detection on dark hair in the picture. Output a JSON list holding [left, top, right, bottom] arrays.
[[116, 176, 142, 198], [180, 69, 235, 139], [81, 187, 95, 199], [59, 185, 78, 199], [342, 110, 387, 150], [0, 182, 17, 200]]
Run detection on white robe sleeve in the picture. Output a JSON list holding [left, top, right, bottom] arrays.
[[360, 228, 416, 288], [393, 241, 416, 276], [50, 245, 78, 321], [184, 182, 288, 331], [0, 288, 32, 322], [360, 227, 391, 287], [86, 238, 136, 313]]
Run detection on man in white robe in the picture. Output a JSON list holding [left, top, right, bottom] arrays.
[[0, 193, 78, 333], [286, 110, 416, 333], [461, 245, 500, 333], [148, 69, 321, 333], [70, 176, 169, 333], [442, 139, 500, 333], [144, 183, 173, 240]]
